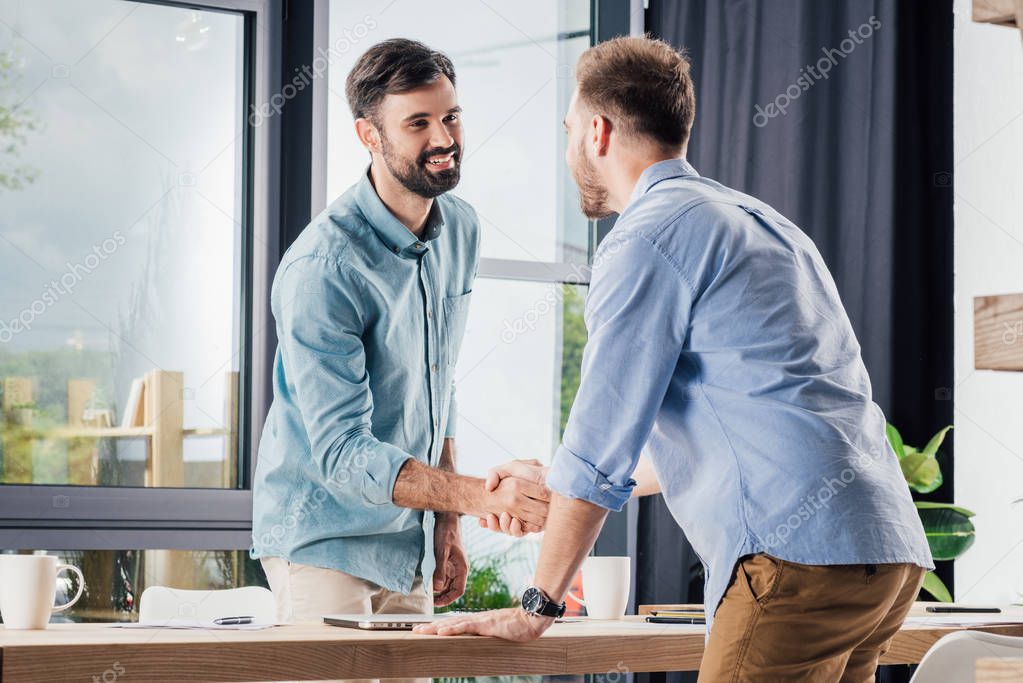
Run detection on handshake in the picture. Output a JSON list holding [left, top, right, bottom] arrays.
[[474, 459, 550, 537]]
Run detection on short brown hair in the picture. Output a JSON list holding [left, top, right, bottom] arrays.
[[575, 36, 695, 150], [345, 39, 456, 123]]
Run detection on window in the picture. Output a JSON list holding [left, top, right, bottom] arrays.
[[0, 0, 248, 489], [324, 0, 595, 600], [0, 0, 275, 552]]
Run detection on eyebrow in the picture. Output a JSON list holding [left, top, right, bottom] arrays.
[[403, 106, 462, 123]]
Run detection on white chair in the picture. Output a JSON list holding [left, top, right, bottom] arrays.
[[910, 630, 1023, 682], [138, 585, 276, 626]]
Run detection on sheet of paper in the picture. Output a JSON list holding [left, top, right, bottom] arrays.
[[904, 615, 1023, 627], [108, 621, 276, 630]]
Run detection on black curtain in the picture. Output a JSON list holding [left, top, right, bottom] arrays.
[[641, 1, 954, 681]]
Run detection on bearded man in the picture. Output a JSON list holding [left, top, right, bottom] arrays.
[[251, 41, 550, 675]]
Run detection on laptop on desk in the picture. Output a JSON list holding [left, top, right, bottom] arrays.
[[323, 613, 442, 630]]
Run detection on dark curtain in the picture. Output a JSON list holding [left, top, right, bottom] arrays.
[[640, 1, 954, 681]]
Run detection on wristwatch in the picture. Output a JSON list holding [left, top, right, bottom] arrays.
[[521, 586, 566, 619]]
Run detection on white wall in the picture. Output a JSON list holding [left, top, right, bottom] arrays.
[[953, 0, 1023, 604]]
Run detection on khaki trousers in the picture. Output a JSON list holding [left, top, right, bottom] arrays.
[[261, 557, 432, 683], [698, 554, 926, 683]]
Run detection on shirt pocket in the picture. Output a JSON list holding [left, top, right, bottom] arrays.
[[442, 290, 473, 367]]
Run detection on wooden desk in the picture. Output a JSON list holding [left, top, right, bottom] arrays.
[[977, 657, 1023, 681], [2, 613, 1023, 681]]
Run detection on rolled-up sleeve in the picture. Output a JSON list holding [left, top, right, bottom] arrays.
[[546, 233, 693, 512], [276, 256, 413, 507]]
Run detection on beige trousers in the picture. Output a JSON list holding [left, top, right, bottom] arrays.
[[261, 556, 432, 683]]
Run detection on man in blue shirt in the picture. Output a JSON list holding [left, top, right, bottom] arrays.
[[418, 36, 933, 682], [251, 39, 550, 642]]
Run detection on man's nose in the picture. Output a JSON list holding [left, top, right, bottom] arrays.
[[428, 121, 454, 150]]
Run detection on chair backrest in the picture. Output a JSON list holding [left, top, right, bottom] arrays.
[[138, 585, 276, 626], [911, 630, 1023, 682]]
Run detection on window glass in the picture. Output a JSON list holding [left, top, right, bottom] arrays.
[[0, 1, 247, 488]]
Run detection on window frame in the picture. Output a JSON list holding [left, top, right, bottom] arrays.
[[0, 0, 282, 551]]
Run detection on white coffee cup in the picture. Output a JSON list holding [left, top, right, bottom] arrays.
[[0, 555, 85, 629], [568, 555, 631, 620]]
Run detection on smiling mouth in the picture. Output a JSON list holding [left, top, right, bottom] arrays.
[[424, 152, 457, 171]]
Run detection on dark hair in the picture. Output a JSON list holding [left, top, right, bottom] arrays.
[[576, 36, 695, 150], [345, 39, 456, 123]]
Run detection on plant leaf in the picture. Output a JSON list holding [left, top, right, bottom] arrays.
[[921, 571, 953, 602], [921, 425, 953, 458], [915, 501, 976, 518], [901, 452, 943, 493], [886, 423, 906, 459], [918, 506, 976, 560]]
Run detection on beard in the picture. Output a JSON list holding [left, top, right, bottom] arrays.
[[572, 138, 613, 219], [379, 132, 461, 199]]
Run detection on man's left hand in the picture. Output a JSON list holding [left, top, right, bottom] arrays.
[[413, 607, 554, 641], [433, 513, 468, 607]]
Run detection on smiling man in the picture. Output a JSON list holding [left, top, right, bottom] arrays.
[[251, 40, 549, 657], [418, 36, 933, 683]]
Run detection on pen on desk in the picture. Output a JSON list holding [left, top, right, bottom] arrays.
[[646, 616, 706, 625], [213, 616, 255, 625], [925, 606, 1002, 614]]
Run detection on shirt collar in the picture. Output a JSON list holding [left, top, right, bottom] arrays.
[[354, 168, 445, 258], [628, 157, 700, 205]]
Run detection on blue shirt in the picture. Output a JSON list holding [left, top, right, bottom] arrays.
[[251, 171, 479, 593], [546, 159, 933, 629]]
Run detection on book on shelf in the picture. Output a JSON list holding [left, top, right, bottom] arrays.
[[120, 378, 145, 429]]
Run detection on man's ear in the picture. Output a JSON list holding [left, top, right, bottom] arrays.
[[354, 117, 381, 153], [591, 114, 612, 157]]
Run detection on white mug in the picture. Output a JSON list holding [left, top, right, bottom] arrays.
[[568, 555, 631, 620], [0, 555, 85, 629]]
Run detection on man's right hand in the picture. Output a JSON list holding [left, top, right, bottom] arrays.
[[479, 459, 549, 537]]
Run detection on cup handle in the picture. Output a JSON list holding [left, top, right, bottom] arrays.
[[52, 564, 85, 613]]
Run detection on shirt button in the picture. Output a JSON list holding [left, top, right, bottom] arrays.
[[434, 418, 439, 428], [599, 483, 612, 491], [431, 363, 438, 373], [427, 309, 433, 319]]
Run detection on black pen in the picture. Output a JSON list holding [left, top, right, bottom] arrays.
[[646, 616, 706, 624], [214, 616, 255, 625], [925, 606, 1001, 614]]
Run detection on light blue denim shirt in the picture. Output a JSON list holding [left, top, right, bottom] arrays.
[[251, 170, 479, 593], [546, 159, 933, 629]]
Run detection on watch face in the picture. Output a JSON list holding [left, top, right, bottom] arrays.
[[522, 587, 542, 612]]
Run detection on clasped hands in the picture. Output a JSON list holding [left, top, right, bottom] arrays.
[[432, 458, 549, 607], [477, 458, 550, 537]]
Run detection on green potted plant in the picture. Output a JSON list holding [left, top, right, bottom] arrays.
[[435, 556, 517, 614], [886, 424, 974, 601]]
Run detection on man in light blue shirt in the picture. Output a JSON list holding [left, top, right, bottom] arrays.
[[419, 36, 932, 682], [251, 40, 550, 638]]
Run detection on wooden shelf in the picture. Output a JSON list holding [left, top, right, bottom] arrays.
[[16, 426, 232, 440], [18, 426, 154, 439], [973, 0, 1022, 28], [182, 427, 231, 437]]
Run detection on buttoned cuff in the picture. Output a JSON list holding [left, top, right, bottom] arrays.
[[546, 444, 635, 512], [361, 442, 414, 506]]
